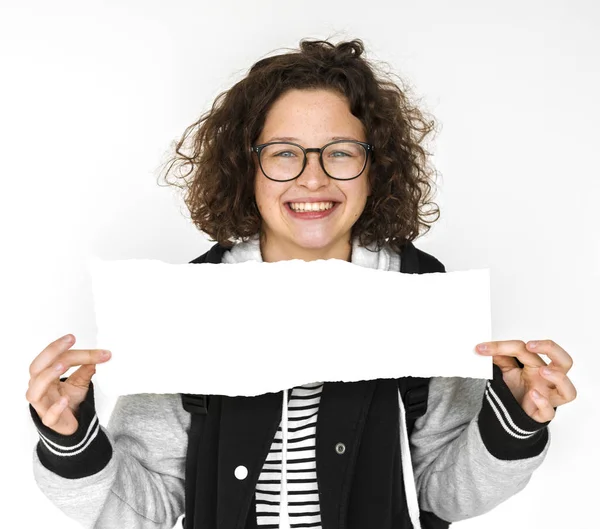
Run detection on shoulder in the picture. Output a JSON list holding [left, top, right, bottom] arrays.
[[189, 242, 233, 264], [415, 247, 446, 273], [402, 241, 446, 274]]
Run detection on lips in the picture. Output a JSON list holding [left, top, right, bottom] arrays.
[[287, 201, 335, 212], [285, 200, 340, 205], [284, 201, 340, 218]]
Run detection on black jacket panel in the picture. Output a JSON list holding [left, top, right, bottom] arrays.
[[185, 240, 449, 529]]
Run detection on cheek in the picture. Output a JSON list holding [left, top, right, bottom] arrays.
[[346, 180, 370, 211], [254, 174, 267, 208], [254, 177, 281, 211]]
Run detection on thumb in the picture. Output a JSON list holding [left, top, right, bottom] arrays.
[[65, 364, 96, 390], [63, 364, 97, 414], [492, 355, 519, 372]]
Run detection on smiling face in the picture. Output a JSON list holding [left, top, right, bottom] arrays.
[[253, 89, 371, 263]]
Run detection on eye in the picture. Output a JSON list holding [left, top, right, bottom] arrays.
[[330, 150, 352, 158], [274, 150, 297, 158]]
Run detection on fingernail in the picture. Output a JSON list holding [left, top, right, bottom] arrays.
[[542, 367, 552, 376], [62, 334, 73, 342], [101, 350, 111, 358], [532, 389, 542, 400], [477, 344, 488, 351], [528, 341, 537, 348], [54, 363, 63, 372]]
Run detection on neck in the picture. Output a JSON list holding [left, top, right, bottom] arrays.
[[259, 233, 352, 263]]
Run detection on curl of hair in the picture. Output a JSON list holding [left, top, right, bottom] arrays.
[[159, 38, 441, 254]]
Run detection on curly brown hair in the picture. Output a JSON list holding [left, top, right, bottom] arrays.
[[159, 38, 441, 254]]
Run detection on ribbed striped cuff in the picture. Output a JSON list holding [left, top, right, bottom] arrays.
[[478, 365, 550, 460], [29, 380, 112, 478]]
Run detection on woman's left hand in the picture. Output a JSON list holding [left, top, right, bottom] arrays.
[[475, 339, 577, 422]]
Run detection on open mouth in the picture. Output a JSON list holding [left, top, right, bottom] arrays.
[[285, 201, 339, 213]]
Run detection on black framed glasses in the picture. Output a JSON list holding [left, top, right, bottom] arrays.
[[250, 140, 374, 182]]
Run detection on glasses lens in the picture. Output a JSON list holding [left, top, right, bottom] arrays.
[[259, 141, 368, 180], [260, 143, 304, 181], [322, 142, 367, 179]]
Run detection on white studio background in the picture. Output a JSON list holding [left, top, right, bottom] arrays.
[[1, 1, 598, 528]]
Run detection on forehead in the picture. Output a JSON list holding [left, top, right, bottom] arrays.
[[260, 89, 366, 141]]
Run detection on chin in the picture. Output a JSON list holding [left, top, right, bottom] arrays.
[[289, 233, 341, 251]]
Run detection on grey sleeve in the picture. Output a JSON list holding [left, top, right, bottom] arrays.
[[411, 374, 550, 522], [31, 393, 191, 528]]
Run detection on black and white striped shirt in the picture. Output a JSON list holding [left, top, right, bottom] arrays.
[[256, 382, 323, 528]]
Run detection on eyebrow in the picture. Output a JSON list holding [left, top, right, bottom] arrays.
[[265, 136, 362, 143]]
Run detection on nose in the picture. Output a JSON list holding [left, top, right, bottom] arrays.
[[296, 152, 329, 188]]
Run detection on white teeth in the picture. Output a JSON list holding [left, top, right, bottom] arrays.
[[289, 201, 334, 212]]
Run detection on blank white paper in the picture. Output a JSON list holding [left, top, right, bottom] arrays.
[[87, 257, 492, 397]]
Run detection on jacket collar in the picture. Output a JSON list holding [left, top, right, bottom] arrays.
[[194, 239, 420, 274]]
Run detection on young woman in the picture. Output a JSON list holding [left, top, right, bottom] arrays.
[[26, 39, 576, 529]]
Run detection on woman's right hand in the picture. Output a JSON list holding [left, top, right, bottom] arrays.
[[26, 334, 112, 435]]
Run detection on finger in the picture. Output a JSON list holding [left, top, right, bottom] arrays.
[[27, 349, 110, 404], [26, 361, 69, 408], [58, 349, 112, 370], [476, 340, 546, 368], [40, 395, 78, 435], [530, 389, 556, 422], [29, 334, 76, 378], [526, 340, 573, 373], [40, 395, 69, 428], [539, 367, 578, 404]]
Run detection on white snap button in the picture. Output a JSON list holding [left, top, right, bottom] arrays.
[[335, 442, 346, 455], [234, 465, 248, 480]]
